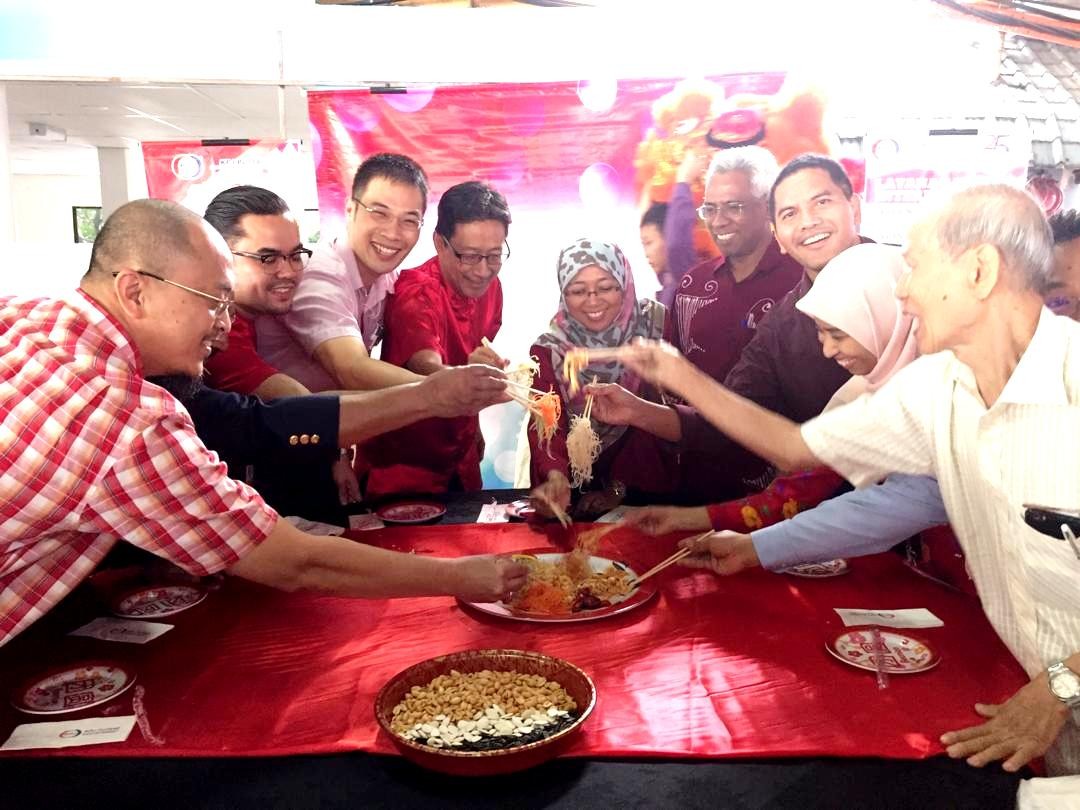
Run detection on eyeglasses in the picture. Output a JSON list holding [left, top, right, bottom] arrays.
[[352, 198, 423, 233], [1046, 294, 1079, 317], [565, 282, 622, 301], [696, 201, 751, 221], [232, 249, 312, 271], [113, 270, 235, 321], [440, 235, 511, 269]]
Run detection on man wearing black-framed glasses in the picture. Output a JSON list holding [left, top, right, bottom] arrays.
[[364, 180, 512, 497]]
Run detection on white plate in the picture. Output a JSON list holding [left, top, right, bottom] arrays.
[[461, 551, 657, 624], [827, 629, 940, 674], [782, 558, 849, 578], [14, 662, 136, 715], [111, 584, 206, 619]]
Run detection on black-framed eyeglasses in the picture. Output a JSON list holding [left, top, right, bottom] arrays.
[[232, 249, 312, 271], [441, 235, 510, 268], [113, 270, 234, 320], [352, 197, 424, 232], [696, 201, 750, 221]]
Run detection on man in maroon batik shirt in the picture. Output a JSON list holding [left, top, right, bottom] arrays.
[[667, 146, 802, 384], [591, 154, 866, 501], [661, 146, 802, 501]]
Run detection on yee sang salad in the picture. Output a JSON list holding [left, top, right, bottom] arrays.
[[508, 549, 635, 615]]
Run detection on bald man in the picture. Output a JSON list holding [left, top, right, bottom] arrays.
[[0, 199, 526, 648]]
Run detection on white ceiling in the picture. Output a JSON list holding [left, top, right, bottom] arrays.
[[5, 81, 311, 175]]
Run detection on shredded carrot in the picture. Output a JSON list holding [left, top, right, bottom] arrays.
[[529, 388, 563, 452], [515, 580, 571, 614]]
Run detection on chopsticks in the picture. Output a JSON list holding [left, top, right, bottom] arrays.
[[504, 389, 542, 415], [533, 490, 572, 529], [870, 626, 890, 690], [582, 375, 598, 421], [503, 378, 547, 397], [628, 530, 713, 587], [570, 347, 622, 363]]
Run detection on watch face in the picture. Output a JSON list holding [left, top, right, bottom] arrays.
[[1050, 669, 1080, 700]]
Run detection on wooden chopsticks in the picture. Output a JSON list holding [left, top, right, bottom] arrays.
[[533, 490, 572, 528], [629, 530, 713, 587]]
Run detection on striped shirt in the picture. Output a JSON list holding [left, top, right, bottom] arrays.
[[0, 291, 278, 647], [802, 308, 1080, 776]]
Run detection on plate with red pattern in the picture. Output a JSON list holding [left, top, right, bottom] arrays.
[[827, 628, 940, 674], [782, 558, 850, 578], [375, 501, 447, 525], [111, 583, 206, 619], [13, 662, 136, 715]]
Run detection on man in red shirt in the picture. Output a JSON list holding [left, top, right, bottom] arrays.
[[203, 185, 312, 400], [0, 199, 525, 647], [364, 181, 511, 496], [203, 185, 358, 519]]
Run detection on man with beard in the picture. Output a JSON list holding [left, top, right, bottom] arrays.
[[0, 199, 526, 648], [202, 185, 358, 521]]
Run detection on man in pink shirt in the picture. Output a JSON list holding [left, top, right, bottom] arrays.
[[258, 153, 429, 392]]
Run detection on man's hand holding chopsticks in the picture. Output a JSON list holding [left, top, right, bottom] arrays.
[[677, 531, 762, 576]]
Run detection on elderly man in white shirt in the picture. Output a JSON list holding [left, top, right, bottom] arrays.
[[607, 184, 1080, 800]]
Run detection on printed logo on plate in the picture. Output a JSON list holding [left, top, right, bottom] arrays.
[[830, 629, 939, 674], [17, 664, 134, 714], [783, 558, 849, 578], [113, 585, 205, 619]]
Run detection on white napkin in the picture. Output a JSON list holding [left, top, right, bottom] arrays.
[[834, 608, 944, 629]]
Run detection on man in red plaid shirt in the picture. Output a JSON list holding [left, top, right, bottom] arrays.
[[0, 199, 526, 647]]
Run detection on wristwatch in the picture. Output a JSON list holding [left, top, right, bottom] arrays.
[[1047, 661, 1080, 709]]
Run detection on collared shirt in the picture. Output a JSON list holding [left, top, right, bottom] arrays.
[[203, 311, 279, 395], [673, 270, 853, 502], [802, 308, 1080, 776], [0, 292, 278, 647], [362, 256, 502, 495], [257, 234, 398, 392], [671, 238, 803, 384]]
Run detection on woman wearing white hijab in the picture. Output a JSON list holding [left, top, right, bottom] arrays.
[[626, 243, 917, 536]]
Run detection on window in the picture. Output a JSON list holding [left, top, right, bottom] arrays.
[[72, 206, 103, 243]]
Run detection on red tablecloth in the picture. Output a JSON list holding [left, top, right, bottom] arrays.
[[0, 524, 1028, 760]]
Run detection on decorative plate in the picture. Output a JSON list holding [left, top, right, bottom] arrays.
[[827, 629, 940, 674], [782, 558, 850, 578], [462, 550, 658, 624], [13, 662, 136, 715], [376, 501, 447, 525], [111, 583, 206, 619]]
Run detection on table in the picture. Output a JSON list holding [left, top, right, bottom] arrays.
[[0, 491, 1030, 808]]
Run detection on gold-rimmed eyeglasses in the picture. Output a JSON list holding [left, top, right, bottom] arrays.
[[113, 270, 235, 320]]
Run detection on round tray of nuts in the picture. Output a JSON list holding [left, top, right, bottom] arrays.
[[374, 648, 596, 776]]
